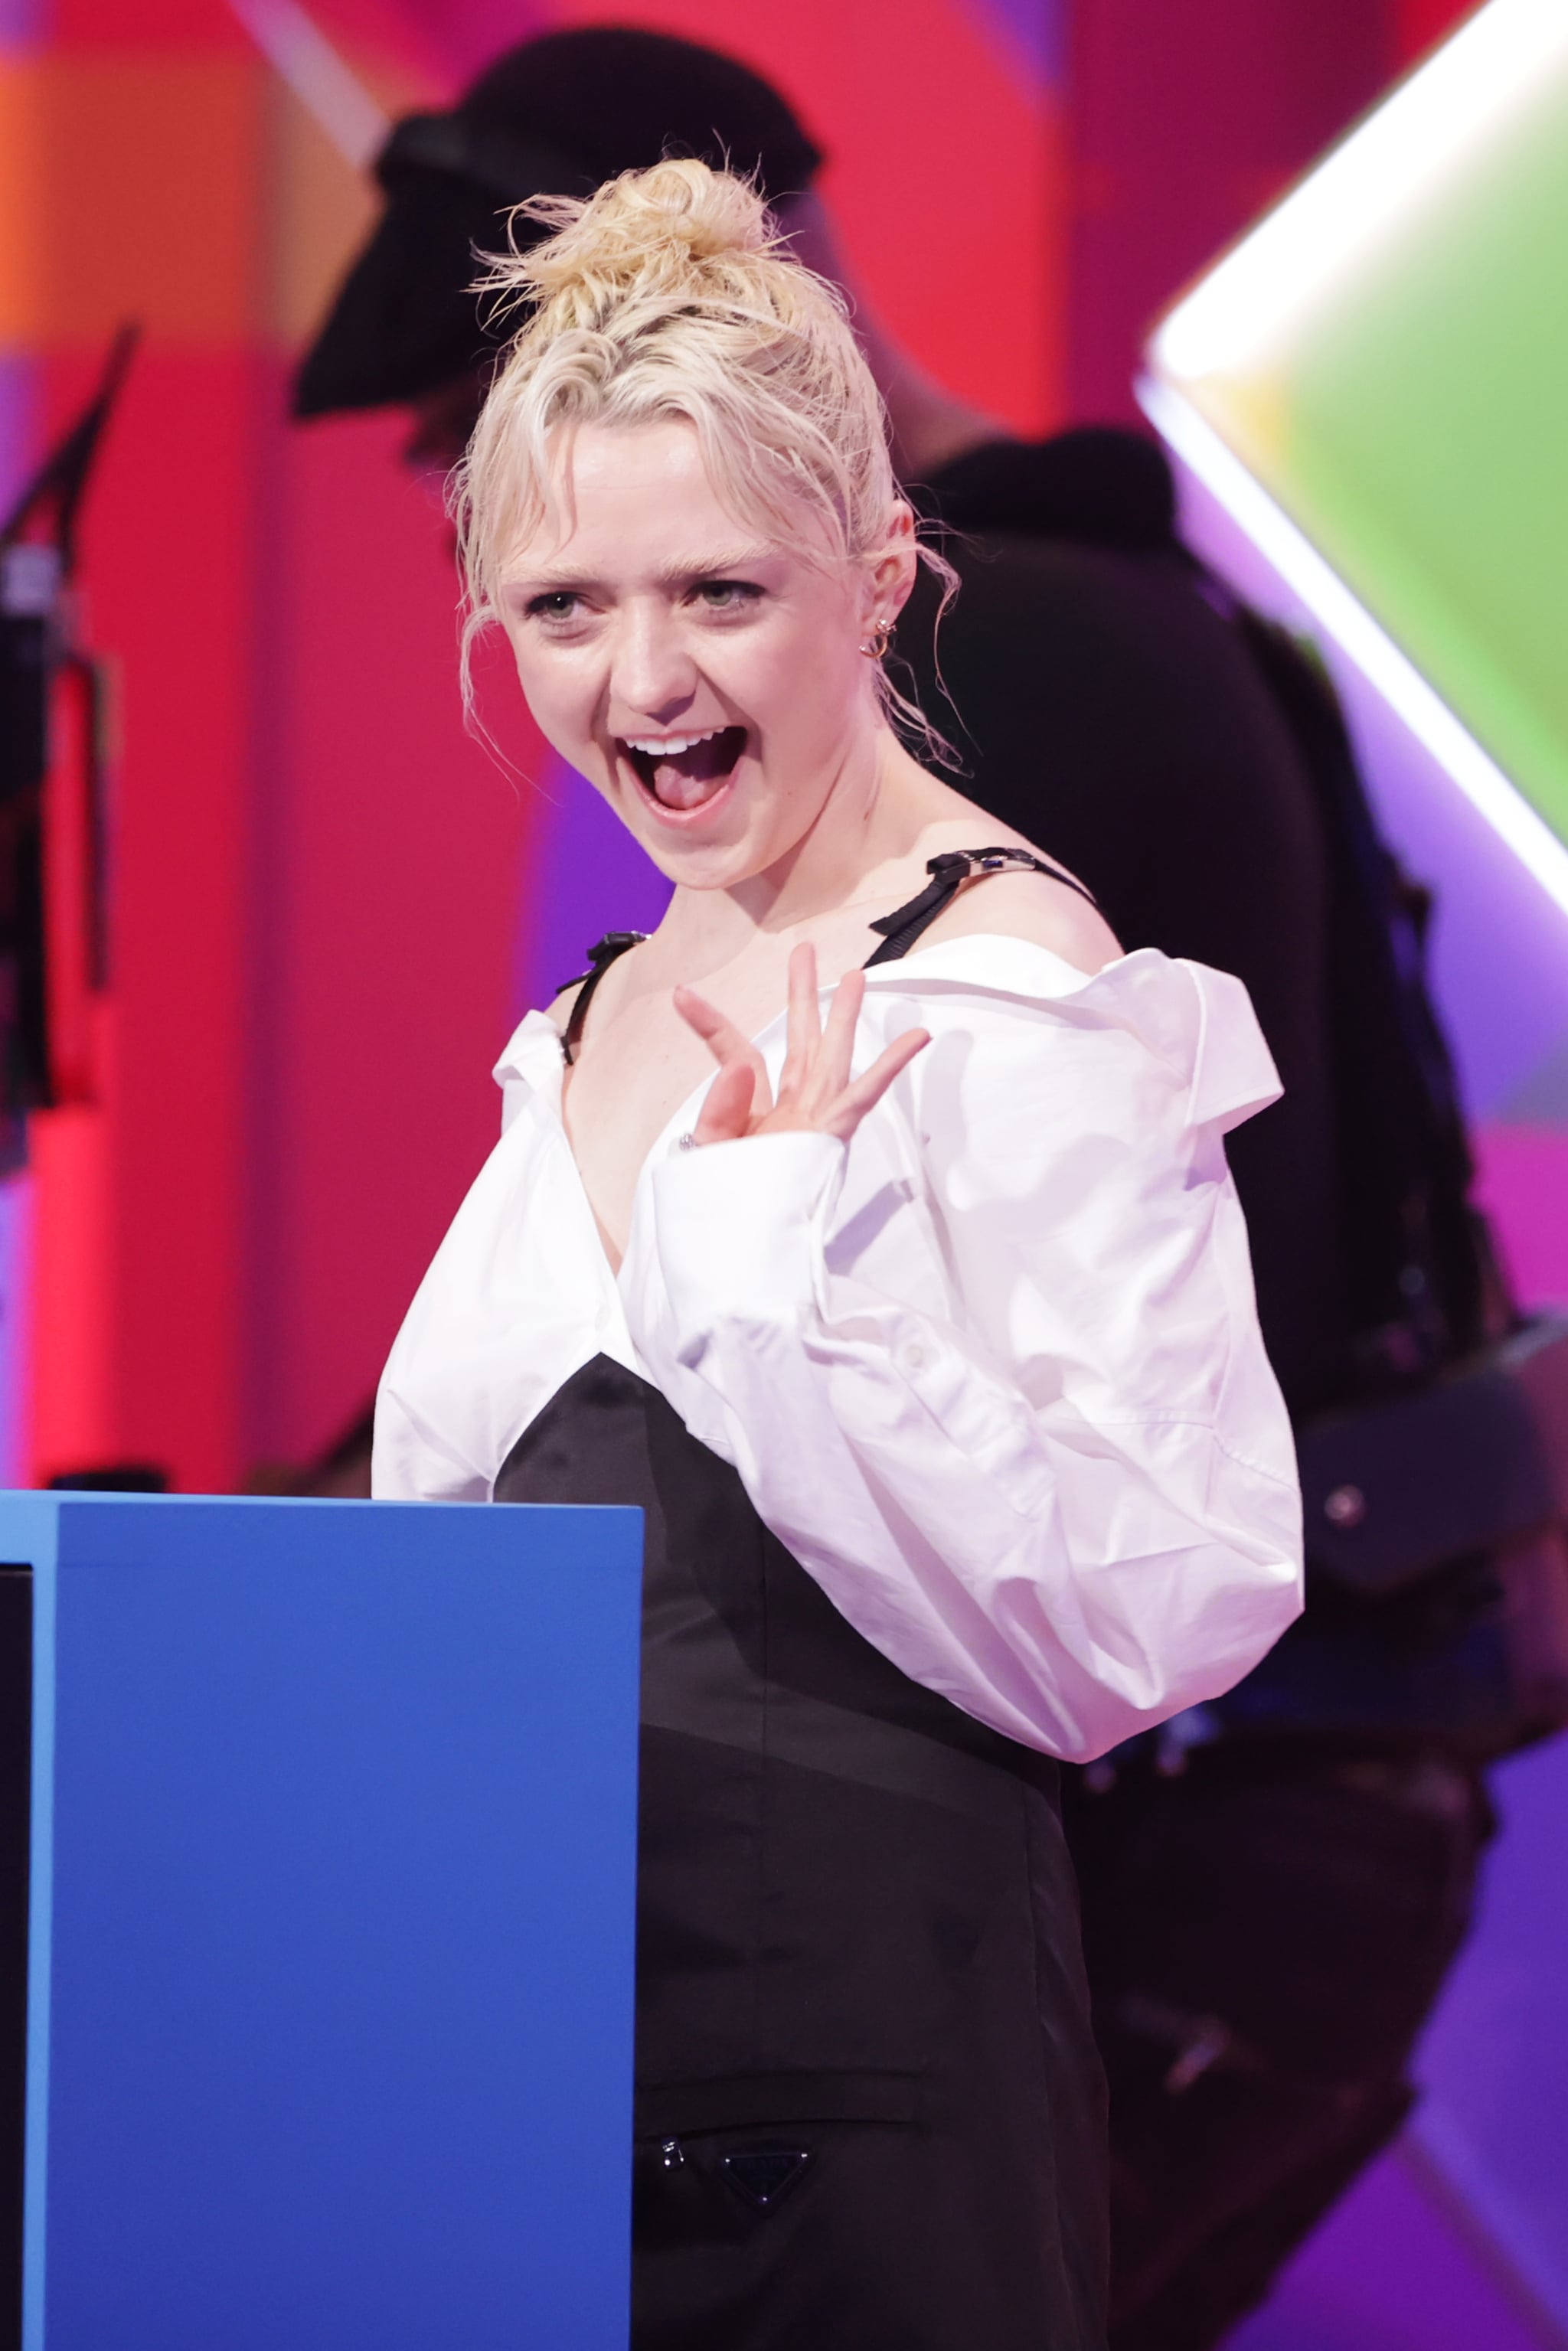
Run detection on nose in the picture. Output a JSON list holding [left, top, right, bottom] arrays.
[[610, 598, 699, 728]]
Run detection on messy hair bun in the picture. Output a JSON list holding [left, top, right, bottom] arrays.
[[455, 158, 950, 741], [511, 157, 775, 321]]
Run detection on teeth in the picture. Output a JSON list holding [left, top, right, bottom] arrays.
[[622, 727, 724, 756]]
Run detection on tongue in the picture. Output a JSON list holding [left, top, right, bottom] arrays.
[[646, 728, 742, 810], [652, 759, 728, 811]]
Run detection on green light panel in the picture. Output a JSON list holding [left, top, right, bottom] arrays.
[[1145, 0, 1568, 876]]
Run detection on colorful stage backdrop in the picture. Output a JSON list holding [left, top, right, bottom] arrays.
[[5, 3, 1568, 2345], [0, 0, 1489, 1495]]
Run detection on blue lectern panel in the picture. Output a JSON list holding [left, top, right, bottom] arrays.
[[1, 1494, 642, 2351]]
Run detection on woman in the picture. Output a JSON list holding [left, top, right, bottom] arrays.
[[374, 161, 1302, 2350]]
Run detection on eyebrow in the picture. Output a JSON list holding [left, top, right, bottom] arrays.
[[505, 544, 777, 594]]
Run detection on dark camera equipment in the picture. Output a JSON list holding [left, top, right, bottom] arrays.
[[0, 324, 137, 1171]]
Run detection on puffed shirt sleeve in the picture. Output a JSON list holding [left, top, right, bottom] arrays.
[[625, 943, 1303, 1763]]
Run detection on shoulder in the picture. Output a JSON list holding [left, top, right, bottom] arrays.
[[544, 929, 652, 1045], [861, 943, 1281, 1144], [545, 980, 583, 1038], [917, 851, 1123, 975]]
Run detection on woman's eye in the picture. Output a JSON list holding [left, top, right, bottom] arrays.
[[692, 579, 762, 612], [526, 591, 583, 622]]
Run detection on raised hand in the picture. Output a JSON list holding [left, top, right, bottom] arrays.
[[674, 943, 930, 1148]]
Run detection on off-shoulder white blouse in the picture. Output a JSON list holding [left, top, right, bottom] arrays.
[[373, 934, 1304, 1763]]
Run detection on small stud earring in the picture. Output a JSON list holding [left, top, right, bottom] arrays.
[[859, 620, 893, 660]]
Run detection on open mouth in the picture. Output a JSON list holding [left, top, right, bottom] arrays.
[[619, 724, 748, 815]]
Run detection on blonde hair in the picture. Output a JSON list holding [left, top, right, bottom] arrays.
[[453, 157, 953, 747]]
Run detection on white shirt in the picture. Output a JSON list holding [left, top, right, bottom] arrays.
[[374, 933, 1304, 1764]]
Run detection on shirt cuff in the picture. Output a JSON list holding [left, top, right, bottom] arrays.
[[650, 1129, 844, 1334]]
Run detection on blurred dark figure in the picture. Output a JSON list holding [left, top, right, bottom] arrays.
[[294, 29, 998, 488], [893, 437, 1529, 2349], [299, 32, 822, 450], [296, 32, 1562, 2349]]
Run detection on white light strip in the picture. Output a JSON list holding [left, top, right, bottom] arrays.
[[1152, 0, 1568, 380], [1137, 374, 1568, 925], [227, 0, 390, 168]]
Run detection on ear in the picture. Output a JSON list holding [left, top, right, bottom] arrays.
[[864, 498, 920, 625]]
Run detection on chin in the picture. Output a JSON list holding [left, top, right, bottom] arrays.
[[634, 822, 770, 893]]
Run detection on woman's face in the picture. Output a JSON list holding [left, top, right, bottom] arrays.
[[498, 418, 912, 890]]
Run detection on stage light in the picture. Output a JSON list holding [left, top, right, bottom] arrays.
[[1144, 0, 1568, 909], [1152, 0, 1568, 382], [1138, 379, 1568, 924], [227, 0, 387, 167]]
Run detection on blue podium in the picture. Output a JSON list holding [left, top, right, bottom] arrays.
[[0, 1492, 643, 2350]]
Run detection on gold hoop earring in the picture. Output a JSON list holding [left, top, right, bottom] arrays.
[[860, 620, 893, 661]]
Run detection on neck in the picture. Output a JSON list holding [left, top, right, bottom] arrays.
[[779, 194, 1008, 482], [857, 311, 1010, 483]]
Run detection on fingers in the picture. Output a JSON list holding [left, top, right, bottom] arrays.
[[675, 958, 923, 1152], [822, 1027, 930, 1141], [777, 944, 823, 1102], [675, 983, 774, 1125], [693, 1056, 757, 1146], [672, 984, 753, 1066], [819, 965, 866, 1096]]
